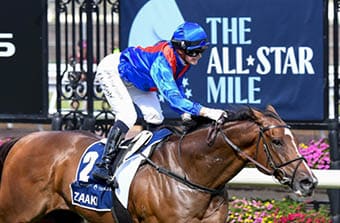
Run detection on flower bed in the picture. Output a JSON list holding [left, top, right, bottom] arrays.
[[298, 139, 330, 170], [228, 196, 330, 222]]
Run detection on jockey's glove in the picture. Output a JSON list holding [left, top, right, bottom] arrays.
[[181, 113, 192, 122], [181, 112, 196, 130], [200, 107, 227, 122]]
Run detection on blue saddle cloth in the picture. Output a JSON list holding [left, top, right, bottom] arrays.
[[70, 128, 173, 211]]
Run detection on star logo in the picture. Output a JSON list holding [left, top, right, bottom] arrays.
[[246, 55, 255, 66], [185, 88, 192, 98], [182, 77, 189, 87]]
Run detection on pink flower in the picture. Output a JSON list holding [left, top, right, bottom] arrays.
[[298, 139, 330, 170]]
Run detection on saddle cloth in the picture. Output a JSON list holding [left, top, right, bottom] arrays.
[[70, 128, 173, 211]]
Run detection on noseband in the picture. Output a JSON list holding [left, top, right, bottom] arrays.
[[219, 124, 306, 187]]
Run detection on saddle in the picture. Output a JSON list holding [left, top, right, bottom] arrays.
[[108, 130, 154, 184], [70, 128, 173, 211]]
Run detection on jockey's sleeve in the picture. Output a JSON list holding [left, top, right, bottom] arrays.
[[150, 56, 202, 115], [169, 78, 187, 114], [176, 77, 186, 98]]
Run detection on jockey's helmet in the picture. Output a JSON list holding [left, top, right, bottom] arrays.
[[171, 22, 210, 52]]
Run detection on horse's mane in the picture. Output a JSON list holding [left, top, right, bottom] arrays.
[[0, 137, 21, 182], [227, 107, 257, 122], [226, 106, 283, 125]]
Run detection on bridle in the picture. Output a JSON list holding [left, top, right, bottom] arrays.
[[142, 120, 306, 195], [219, 123, 306, 187]]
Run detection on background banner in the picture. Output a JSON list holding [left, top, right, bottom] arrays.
[[120, 0, 325, 121], [0, 0, 47, 118]]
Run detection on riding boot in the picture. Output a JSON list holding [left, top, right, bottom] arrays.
[[92, 126, 125, 183]]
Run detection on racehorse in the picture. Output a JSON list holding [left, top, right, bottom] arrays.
[[0, 105, 317, 223]]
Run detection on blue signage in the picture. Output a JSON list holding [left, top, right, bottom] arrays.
[[120, 0, 325, 121]]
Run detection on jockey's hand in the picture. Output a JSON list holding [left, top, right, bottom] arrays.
[[181, 113, 196, 130], [200, 107, 227, 122], [181, 113, 192, 123]]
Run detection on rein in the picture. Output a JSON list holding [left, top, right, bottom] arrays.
[[219, 128, 273, 175], [140, 152, 224, 196]]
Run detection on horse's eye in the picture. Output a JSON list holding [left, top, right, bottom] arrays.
[[272, 139, 283, 147]]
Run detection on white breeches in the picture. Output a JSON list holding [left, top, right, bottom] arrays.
[[95, 53, 164, 129]]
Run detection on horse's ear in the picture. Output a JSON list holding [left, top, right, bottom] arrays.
[[249, 107, 263, 119], [266, 104, 278, 115]]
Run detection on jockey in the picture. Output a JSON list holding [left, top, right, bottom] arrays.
[[92, 21, 227, 184]]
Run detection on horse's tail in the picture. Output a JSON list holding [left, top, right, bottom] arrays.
[[0, 137, 21, 182]]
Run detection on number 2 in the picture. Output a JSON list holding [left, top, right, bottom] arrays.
[[79, 151, 99, 182]]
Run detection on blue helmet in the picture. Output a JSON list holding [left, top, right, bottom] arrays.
[[171, 22, 210, 50]]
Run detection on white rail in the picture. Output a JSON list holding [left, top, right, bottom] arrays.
[[228, 168, 340, 189]]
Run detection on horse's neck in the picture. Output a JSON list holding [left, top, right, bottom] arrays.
[[177, 123, 258, 189]]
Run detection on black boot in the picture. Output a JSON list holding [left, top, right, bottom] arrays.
[[92, 126, 125, 184]]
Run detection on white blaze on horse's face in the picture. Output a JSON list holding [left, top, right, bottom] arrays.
[[284, 128, 316, 196], [284, 128, 298, 151], [284, 128, 309, 168]]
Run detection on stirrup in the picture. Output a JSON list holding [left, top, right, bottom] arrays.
[[92, 157, 115, 183]]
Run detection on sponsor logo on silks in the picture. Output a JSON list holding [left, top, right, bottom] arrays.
[[73, 192, 98, 207]]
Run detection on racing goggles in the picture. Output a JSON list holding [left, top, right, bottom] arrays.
[[185, 47, 207, 57]]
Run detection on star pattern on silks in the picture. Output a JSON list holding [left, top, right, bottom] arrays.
[[183, 77, 192, 98], [185, 88, 192, 98], [158, 77, 193, 102], [182, 77, 189, 87]]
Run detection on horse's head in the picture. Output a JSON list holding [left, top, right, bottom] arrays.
[[217, 105, 318, 197], [250, 105, 318, 196]]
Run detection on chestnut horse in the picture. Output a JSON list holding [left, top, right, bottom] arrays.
[[0, 105, 317, 223]]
